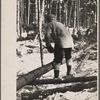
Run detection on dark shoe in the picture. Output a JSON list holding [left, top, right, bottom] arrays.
[[67, 65, 71, 75], [66, 74, 74, 79], [54, 70, 59, 79]]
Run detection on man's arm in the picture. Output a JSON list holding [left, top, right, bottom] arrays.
[[45, 25, 54, 53]]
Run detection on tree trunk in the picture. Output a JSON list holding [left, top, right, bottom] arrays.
[[65, 0, 69, 27], [58, 0, 61, 22], [35, 0, 38, 24], [73, 0, 76, 34], [24, 0, 28, 27], [29, 76, 97, 85], [17, 60, 66, 91], [68, 0, 73, 27], [48, 0, 52, 14], [38, 0, 45, 67], [17, 61, 53, 91], [76, 0, 80, 31], [83, 4, 87, 28], [16, 0, 20, 38], [17, 58, 97, 91], [18, 0, 25, 38], [19, 0, 22, 38], [95, 1, 97, 22], [55, 1, 58, 18], [28, 0, 30, 25], [41, 0, 45, 24], [21, 81, 97, 100]]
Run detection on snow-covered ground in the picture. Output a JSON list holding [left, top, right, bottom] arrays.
[[16, 40, 97, 100]]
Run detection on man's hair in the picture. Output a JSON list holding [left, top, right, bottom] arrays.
[[45, 14, 56, 23]]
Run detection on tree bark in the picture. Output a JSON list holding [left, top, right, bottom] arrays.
[[58, 0, 61, 22], [48, 0, 52, 14], [29, 76, 97, 85], [28, 0, 30, 25], [76, 0, 80, 31], [73, 0, 76, 34], [17, 60, 66, 91], [65, 0, 69, 27], [55, 1, 58, 17], [22, 81, 97, 100], [35, 0, 38, 24], [38, 0, 45, 67], [16, 0, 20, 38], [19, 0, 22, 38], [24, 0, 28, 27], [17, 61, 54, 91], [68, 0, 73, 27]]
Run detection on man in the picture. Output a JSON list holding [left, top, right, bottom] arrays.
[[44, 14, 74, 79]]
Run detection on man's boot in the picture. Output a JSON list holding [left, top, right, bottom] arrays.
[[53, 62, 60, 79], [54, 70, 59, 79], [66, 65, 74, 79], [66, 59, 74, 79], [67, 65, 71, 75]]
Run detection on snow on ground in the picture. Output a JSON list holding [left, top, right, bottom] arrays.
[[16, 40, 97, 100], [46, 91, 97, 100]]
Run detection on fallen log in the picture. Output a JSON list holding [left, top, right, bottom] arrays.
[[17, 60, 97, 91], [17, 60, 66, 91], [17, 61, 53, 91], [22, 81, 97, 100], [29, 76, 97, 85]]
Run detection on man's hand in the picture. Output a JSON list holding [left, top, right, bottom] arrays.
[[47, 45, 54, 53]]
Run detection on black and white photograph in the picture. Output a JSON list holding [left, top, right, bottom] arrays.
[[16, 0, 98, 100], [2, 0, 98, 100]]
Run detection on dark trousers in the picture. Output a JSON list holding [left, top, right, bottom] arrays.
[[54, 44, 72, 63]]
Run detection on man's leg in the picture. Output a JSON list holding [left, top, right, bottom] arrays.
[[53, 45, 63, 79], [53, 62, 60, 78], [66, 59, 72, 75], [65, 48, 73, 76]]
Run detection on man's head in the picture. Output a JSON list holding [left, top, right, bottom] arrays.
[[45, 14, 56, 23]]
